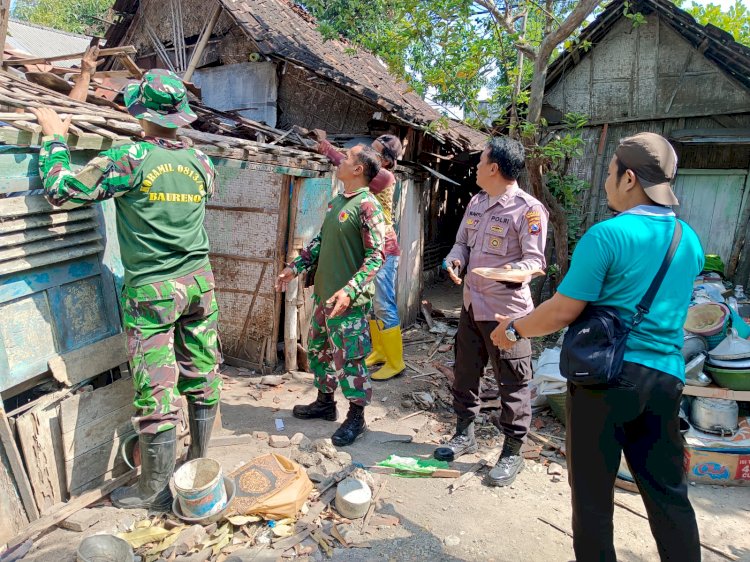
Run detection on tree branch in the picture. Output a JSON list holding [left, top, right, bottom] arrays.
[[538, 0, 600, 62], [475, 0, 538, 60]]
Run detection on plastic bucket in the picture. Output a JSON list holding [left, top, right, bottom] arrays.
[[120, 434, 140, 470], [172, 458, 227, 518]]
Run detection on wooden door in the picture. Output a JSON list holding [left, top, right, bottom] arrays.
[[673, 169, 749, 265]]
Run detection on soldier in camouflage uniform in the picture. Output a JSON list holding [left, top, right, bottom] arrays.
[[31, 69, 222, 511], [276, 145, 385, 446]]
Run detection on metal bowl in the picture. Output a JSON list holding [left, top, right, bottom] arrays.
[[172, 476, 235, 524], [77, 535, 134, 562]]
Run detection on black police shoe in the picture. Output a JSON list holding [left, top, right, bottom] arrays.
[[434, 418, 478, 461], [487, 436, 524, 486]]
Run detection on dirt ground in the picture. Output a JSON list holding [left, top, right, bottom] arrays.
[[22, 279, 750, 562]]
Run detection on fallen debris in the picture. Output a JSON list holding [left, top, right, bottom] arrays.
[[335, 478, 372, 519], [538, 517, 573, 538], [59, 508, 99, 532], [269, 435, 291, 448]]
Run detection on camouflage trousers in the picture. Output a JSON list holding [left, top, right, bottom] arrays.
[[122, 263, 223, 434], [308, 294, 372, 406]]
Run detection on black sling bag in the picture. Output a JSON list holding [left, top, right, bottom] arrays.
[[560, 220, 683, 386]]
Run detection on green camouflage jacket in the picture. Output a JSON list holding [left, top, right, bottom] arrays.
[[37, 134, 216, 208]]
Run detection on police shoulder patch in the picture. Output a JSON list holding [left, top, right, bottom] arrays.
[[526, 210, 542, 235]]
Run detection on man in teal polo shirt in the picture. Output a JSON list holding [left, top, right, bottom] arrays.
[[491, 133, 703, 561]]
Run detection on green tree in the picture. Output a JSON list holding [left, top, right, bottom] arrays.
[[12, 0, 112, 36], [302, 0, 602, 274], [675, 0, 749, 46]]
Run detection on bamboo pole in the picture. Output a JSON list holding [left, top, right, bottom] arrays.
[[183, 3, 223, 82]]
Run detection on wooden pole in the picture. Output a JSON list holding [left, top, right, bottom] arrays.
[[283, 178, 302, 372], [0, 0, 11, 64], [183, 3, 222, 82]]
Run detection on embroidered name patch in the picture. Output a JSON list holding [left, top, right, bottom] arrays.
[[526, 211, 542, 235]]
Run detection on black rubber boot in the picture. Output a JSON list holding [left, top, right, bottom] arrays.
[[187, 403, 218, 461], [111, 428, 176, 511], [434, 418, 478, 461], [292, 391, 337, 421], [331, 403, 367, 446], [487, 435, 524, 487]]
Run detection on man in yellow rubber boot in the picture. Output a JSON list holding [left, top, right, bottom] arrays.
[[315, 132, 405, 380]]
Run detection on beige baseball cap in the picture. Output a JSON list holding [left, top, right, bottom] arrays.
[[615, 132, 679, 206]]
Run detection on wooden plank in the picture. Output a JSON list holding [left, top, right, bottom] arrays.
[[0, 229, 102, 262], [0, 220, 98, 249], [0, 128, 114, 150], [6, 468, 137, 549], [0, 408, 40, 521], [0, 208, 96, 235], [61, 405, 133, 462], [48, 332, 128, 387], [4, 46, 137, 66], [0, 195, 57, 219], [0, 240, 103, 276], [58, 376, 133, 436], [682, 385, 750, 401], [0, 433, 30, 545], [16, 401, 67, 514], [65, 436, 131, 497]]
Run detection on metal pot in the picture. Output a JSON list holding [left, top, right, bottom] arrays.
[[690, 397, 739, 436], [682, 332, 708, 361]]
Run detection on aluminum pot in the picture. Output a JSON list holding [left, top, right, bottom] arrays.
[[682, 332, 708, 361], [690, 397, 738, 436]]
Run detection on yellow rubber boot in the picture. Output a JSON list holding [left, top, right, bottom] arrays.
[[371, 326, 406, 380], [365, 320, 386, 367]]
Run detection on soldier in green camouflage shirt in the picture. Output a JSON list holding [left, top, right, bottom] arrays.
[[31, 69, 222, 512], [276, 145, 385, 446]]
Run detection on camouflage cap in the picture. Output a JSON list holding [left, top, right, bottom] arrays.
[[124, 69, 197, 129]]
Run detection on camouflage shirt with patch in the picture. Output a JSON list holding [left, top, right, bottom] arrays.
[[291, 187, 385, 306], [38, 134, 218, 286]]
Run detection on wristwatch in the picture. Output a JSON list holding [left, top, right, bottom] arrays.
[[505, 320, 520, 342]]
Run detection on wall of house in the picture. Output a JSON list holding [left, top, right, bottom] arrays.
[[277, 65, 375, 134], [544, 14, 750, 124], [562, 114, 750, 288]]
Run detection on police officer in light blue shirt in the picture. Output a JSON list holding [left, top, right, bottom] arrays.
[[491, 132, 703, 562]]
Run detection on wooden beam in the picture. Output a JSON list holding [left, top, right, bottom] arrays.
[[48, 333, 129, 387], [183, 3, 223, 82], [0, 407, 41, 521], [0, 0, 11, 64], [4, 46, 137, 67], [120, 55, 144, 79], [6, 468, 137, 550]]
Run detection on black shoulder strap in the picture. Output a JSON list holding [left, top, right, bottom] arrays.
[[632, 220, 683, 326]]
